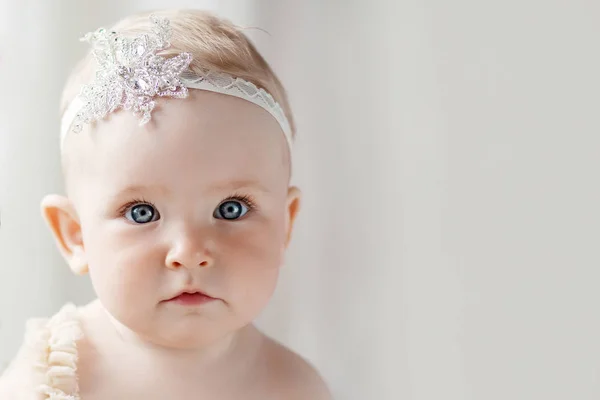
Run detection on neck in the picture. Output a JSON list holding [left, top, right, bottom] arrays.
[[83, 299, 260, 380]]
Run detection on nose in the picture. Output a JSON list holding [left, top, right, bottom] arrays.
[[165, 230, 215, 270]]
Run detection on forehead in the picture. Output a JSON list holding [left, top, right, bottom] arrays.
[[75, 90, 289, 192]]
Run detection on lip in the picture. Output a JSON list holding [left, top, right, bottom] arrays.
[[164, 291, 218, 306]]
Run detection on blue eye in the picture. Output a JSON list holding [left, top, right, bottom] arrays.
[[214, 200, 249, 220], [125, 203, 159, 224]]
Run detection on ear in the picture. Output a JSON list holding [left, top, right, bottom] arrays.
[[284, 186, 302, 249], [40, 194, 88, 275]]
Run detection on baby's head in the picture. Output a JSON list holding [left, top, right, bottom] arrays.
[[43, 9, 301, 349]]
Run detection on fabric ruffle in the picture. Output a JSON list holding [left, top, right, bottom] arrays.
[[34, 304, 83, 400]]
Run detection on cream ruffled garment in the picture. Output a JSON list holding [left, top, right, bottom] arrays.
[[0, 304, 83, 400]]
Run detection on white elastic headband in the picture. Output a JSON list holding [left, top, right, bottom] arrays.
[[60, 15, 293, 151]]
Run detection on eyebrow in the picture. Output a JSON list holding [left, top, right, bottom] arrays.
[[112, 179, 270, 199], [207, 179, 271, 194], [113, 184, 170, 198]]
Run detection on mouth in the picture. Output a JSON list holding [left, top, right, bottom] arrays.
[[165, 291, 217, 306]]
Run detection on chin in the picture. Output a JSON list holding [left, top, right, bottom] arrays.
[[153, 315, 239, 347], [153, 327, 233, 350]]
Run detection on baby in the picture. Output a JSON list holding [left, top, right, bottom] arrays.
[[0, 9, 331, 400]]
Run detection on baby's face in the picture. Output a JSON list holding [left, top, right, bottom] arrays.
[[62, 90, 298, 348]]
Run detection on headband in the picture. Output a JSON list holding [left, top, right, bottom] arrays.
[[60, 15, 293, 151]]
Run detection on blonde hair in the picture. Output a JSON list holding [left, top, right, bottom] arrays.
[[60, 8, 296, 137]]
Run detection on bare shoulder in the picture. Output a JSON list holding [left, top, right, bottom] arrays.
[[258, 334, 333, 400]]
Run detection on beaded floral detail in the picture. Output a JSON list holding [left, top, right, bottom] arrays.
[[71, 15, 192, 133]]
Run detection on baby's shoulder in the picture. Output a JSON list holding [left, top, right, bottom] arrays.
[[257, 335, 332, 400]]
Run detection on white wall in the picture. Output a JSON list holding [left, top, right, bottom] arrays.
[[1, 0, 599, 399]]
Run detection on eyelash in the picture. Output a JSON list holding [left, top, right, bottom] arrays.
[[223, 192, 258, 212], [117, 196, 155, 218], [117, 193, 258, 217]]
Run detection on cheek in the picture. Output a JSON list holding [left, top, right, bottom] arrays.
[[222, 215, 286, 270], [82, 220, 163, 309], [216, 218, 285, 314]]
